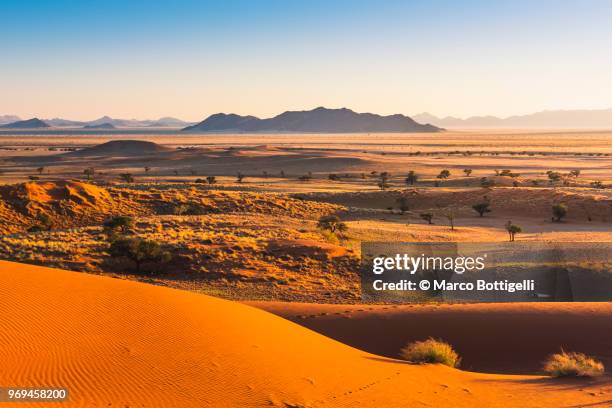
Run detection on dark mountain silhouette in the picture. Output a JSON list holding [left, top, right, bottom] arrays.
[[183, 107, 441, 133], [83, 122, 116, 129], [414, 108, 612, 129], [0, 118, 50, 129]]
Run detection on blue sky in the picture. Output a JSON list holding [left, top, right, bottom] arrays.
[[2, 0, 612, 120]]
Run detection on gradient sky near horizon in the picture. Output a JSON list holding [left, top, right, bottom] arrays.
[[2, 0, 612, 121]]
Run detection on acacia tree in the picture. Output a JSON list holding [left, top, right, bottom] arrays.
[[437, 169, 451, 179], [37, 167, 45, 175], [236, 172, 245, 183], [206, 176, 217, 185], [103, 216, 134, 237], [443, 209, 456, 231], [420, 212, 434, 224], [84, 167, 95, 180], [119, 173, 134, 183], [552, 203, 568, 222], [472, 202, 491, 217], [396, 196, 410, 214], [463, 169, 472, 176], [505, 220, 522, 242], [378, 172, 391, 190], [405, 171, 418, 186], [108, 237, 172, 274], [317, 215, 348, 235]]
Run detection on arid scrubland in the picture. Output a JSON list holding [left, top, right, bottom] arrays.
[[0, 131, 610, 301]]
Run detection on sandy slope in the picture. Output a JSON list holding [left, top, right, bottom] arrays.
[[251, 302, 612, 375], [0, 261, 609, 407]]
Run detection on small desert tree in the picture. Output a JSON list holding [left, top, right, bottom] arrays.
[[405, 171, 418, 186], [552, 203, 568, 222], [144, 166, 151, 174], [37, 166, 45, 175], [480, 177, 495, 188], [206, 176, 217, 185], [505, 220, 522, 242], [236, 172, 245, 183], [420, 212, 434, 224], [569, 169, 581, 178], [119, 173, 134, 183], [437, 169, 451, 179], [547, 171, 562, 184], [328, 173, 340, 181], [472, 201, 491, 217], [396, 196, 410, 214], [298, 174, 312, 182], [463, 168, 472, 176], [443, 209, 456, 231], [317, 215, 348, 235], [108, 237, 171, 274], [84, 167, 95, 180], [103, 216, 134, 237], [378, 172, 391, 190]]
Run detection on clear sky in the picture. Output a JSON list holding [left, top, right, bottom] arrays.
[[1, 0, 612, 121]]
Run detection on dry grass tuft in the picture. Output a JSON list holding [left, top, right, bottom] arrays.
[[400, 338, 460, 367], [543, 350, 604, 378]]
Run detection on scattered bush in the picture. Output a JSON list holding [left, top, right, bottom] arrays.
[[472, 202, 491, 217], [396, 196, 409, 214], [173, 203, 207, 215], [543, 351, 604, 378], [400, 338, 460, 367], [480, 177, 495, 188], [103, 216, 134, 236], [552, 203, 568, 222], [108, 236, 171, 274], [298, 174, 312, 182], [437, 169, 451, 179], [463, 168, 472, 176], [119, 173, 134, 183], [83, 167, 95, 180], [505, 220, 522, 242], [317, 215, 348, 235], [405, 171, 418, 185], [378, 172, 391, 190]]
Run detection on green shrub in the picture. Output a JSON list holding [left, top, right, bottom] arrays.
[[108, 236, 171, 274], [543, 351, 604, 378], [400, 338, 460, 367]]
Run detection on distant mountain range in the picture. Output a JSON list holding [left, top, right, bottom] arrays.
[[183, 107, 441, 133], [0, 118, 50, 129], [413, 108, 612, 129], [4, 107, 612, 130], [0, 116, 195, 129]]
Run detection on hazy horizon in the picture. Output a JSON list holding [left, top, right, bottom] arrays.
[[2, 0, 612, 121]]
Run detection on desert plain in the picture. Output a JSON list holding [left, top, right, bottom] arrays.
[[0, 128, 610, 407]]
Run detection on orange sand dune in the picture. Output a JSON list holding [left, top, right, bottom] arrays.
[[0, 260, 609, 407], [252, 302, 612, 375]]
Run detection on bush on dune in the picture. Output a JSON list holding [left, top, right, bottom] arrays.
[[543, 351, 604, 378], [400, 338, 460, 368]]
